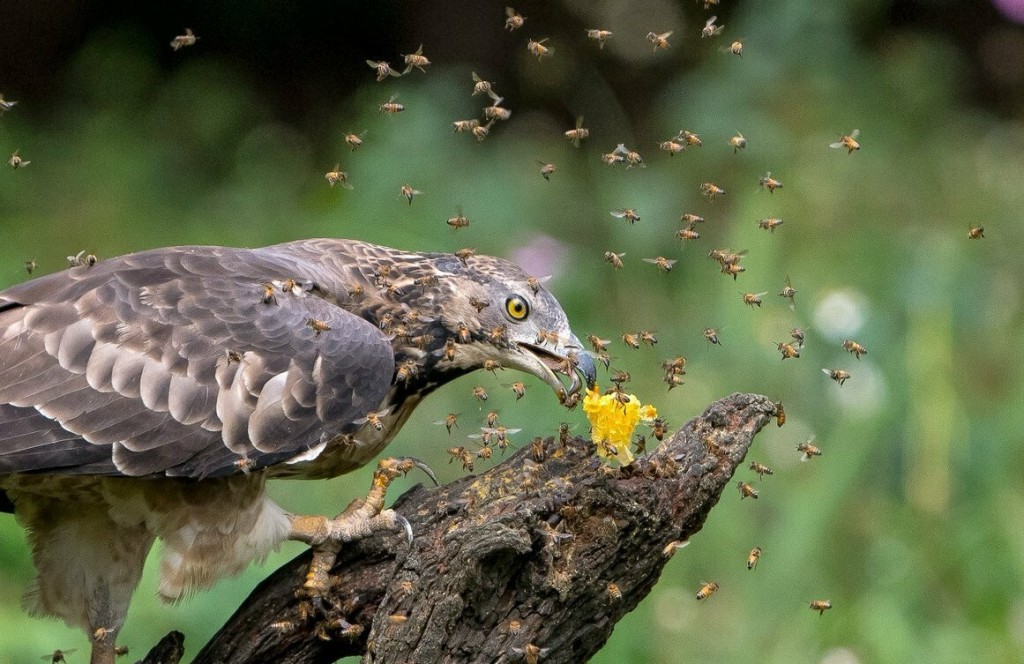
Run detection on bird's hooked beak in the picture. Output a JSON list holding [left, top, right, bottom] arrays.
[[515, 334, 597, 402]]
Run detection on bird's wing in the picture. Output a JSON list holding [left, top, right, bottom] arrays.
[[0, 245, 394, 478]]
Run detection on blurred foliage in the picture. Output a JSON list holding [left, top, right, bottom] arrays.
[[2, 0, 1024, 662]]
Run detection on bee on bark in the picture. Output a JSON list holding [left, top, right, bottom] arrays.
[[607, 583, 623, 602], [454, 247, 476, 265]]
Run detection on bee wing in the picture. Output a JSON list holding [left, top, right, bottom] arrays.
[[472, 71, 483, 82], [829, 141, 845, 149], [755, 291, 769, 297], [613, 143, 629, 155], [661, 31, 674, 39], [666, 259, 678, 267], [642, 258, 660, 265], [505, 6, 516, 16], [850, 129, 860, 138], [610, 210, 627, 218], [706, 16, 717, 26]]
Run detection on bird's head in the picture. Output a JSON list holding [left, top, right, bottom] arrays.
[[341, 243, 597, 404]]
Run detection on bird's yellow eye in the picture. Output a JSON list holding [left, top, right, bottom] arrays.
[[505, 295, 530, 321]]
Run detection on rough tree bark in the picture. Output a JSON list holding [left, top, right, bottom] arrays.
[[160, 393, 777, 664]]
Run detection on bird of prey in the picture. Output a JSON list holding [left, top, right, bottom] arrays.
[[0, 238, 595, 664]]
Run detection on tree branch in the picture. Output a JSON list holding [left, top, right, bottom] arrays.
[[189, 393, 777, 664]]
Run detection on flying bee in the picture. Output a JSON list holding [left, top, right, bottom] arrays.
[[749, 461, 774, 479], [700, 181, 725, 200], [447, 210, 470, 229], [306, 318, 332, 336], [774, 401, 786, 426], [594, 350, 610, 369], [379, 95, 405, 114], [696, 581, 720, 601], [344, 131, 366, 150], [472, 386, 489, 402], [677, 130, 703, 147], [447, 446, 475, 471], [472, 120, 495, 142], [701, 16, 724, 38], [558, 422, 572, 445], [607, 582, 623, 602], [809, 600, 832, 616], [588, 335, 611, 353], [395, 359, 419, 384], [729, 132, 747, 151], [527, 38, 552, 58], [24, 259, 36, 274], [663, 540, 689, 558], [778, 276, 798, 308], [842, 339, 868, 359], [561, 390, 582, 410], [968, 226, 985, 239], [401, 44, 430, 74], [614, 143, 645, 168], [729, 40, 744, 56], [476, 444, 493, 461], [758, 218, 784, 232], [512, 644, 550, 664], [790, 327, 807, 346], [621, 332, 640, 349], [484, 359, 504, 375], [610, 369, 631, 385], [797, 440, 822, 461], [442, 337, 457, 361], [8, 150, 29, 168], [358, 408, 391, 432], [742, 291, 767, 308], [586, 29, 614, 48], [647, 31, 674, 51], [482, 425, 521, 448], [737, 481, 758, 499], [680, 213, 705, 224], [600, 150, 625, 165], [485, 410, 501, 428], [639, 330, 658, 346], [611, 208, 641, 225], [325, 165, 353, 189], [604, 251, 626, 269], [633, 433, 648, 455], [759, 172, 783, 193], [399, 184, 423, 205], [665, 373, 685, 390], [659, 140, 685, 156], [823, 368, 851, 386], [44, 650, 78, 663], [434, 413, 460, 435], [453, 118, 481, 133], [704, 327, 722, 345], [830, 129, 860, 154], [455, 247, 476, 264], [662, 356, 686, 374], [484, 98, 512, 121], [747, 547, 762, 570], [170, 28, 198, 51], [564, 116, 590, 147], [677, 225, 701, 241], [0, 94, 17, 113], [650, 417, 669, 441], [505, 6, 526, 30], [721, 262, 745, 279], [471, 71, 495, 98], [510, 381, 527, 400], [538, 161, 556, 180], [367, 60, 401, 82], [261, 283, 278, 304], [643, 256, 677, 273]]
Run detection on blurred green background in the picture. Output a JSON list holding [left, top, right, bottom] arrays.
[[2, 0, 1024, 662]]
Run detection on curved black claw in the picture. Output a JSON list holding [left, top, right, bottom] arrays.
[[396, 513, 413, 544], [391, 456, 438, 487]]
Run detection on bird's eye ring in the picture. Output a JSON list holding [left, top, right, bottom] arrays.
[[505, 295, 530, 321]]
